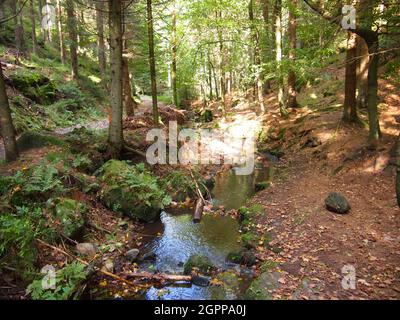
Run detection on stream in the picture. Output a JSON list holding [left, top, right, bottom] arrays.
[[136, 167, 271, 300]]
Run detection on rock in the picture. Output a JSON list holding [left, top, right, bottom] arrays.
[[216, 272, 241, 299], [76, 243, 97, 257], [183, 255, 215, 275], [126, 249, 140, 262], [102, 259, 114, 273], [245, 272, 281, 300], [227, 249, 257, 267], [325, 192, 351, 214], [141, 252, 156, 262], [192, 275, 210, 287], [99, 160, 169, 222], [48, 198, 86, 240]]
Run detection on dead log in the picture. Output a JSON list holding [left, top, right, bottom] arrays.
[[123, 271, 192, 282], [193, 198, 204, 223], [123, 272, 210, 287]]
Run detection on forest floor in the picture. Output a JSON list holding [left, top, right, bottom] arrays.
[[241, 72, 400, 299]]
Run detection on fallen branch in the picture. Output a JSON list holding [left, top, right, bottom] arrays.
[[123, 271, 192, 283], [36, 239, 139, 289], [193, 198, 204, 223], [123, 143, 147, 158]]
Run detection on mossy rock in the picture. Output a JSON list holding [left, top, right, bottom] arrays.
[[200, 109, 213, 123], [226, 249, 256, 267], [99, 160, 170, 222], [48, 198, 86, 240], [10, 71, 57, 105], [184, 254, 215, 275], [16, 131, 64, 153], [244, 272, 280, 300], [213, 271, 241, 300], [238, 204, 264, 223], [241, 232, 258, 249]]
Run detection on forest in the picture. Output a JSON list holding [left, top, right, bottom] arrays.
[[0, 0, 399, 301]]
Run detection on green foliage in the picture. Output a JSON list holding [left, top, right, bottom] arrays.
[[162, 169, 205, 202], [0, 213, 37, 274], [98, 161, 171, 222], [27, 262, 87, 300]]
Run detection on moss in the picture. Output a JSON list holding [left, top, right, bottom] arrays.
[[99, 161, 170, 222], [16, 131, 65, 153], [244, 272, 280, 300], [227, 249, 256, 266], [255, 181, 271, 192], [241, 232, 258, 249], [260, 260, 279, 273], [183, 255, 215, 275]]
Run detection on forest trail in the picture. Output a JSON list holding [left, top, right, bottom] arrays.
[[247, 78, 400, 300]]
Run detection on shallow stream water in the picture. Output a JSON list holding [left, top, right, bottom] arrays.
[[139, 167, 271, 300]]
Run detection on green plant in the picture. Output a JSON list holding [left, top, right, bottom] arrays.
[[27, 262, 87, 300]]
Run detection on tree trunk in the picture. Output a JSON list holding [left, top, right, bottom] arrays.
[[216, 11, 226, 113], [30, 0, 37, 55], [147, 0, 160, 126], [66, 0, 79, 80], [56, 0, 66, 64], [171, 6, 178, 106], [0, 65, 19, 162], [12, 1, 24, 54], [274, 0, 286, 117], [287, 0, 298, 109], [396, 135, 400, 207], [122, 55, 135, 117], [249, 0, 265, 114], [96, 0, 107, 89], [261, 0, 271, 93], [365, 33, 381, 147], [356, 35, 369, 109], [343, 32, 358, 123], [108, 0, 124, 158]]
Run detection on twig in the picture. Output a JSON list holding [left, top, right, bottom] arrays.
[[36, 239, 138, 289]]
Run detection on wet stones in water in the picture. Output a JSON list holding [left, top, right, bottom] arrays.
[[325, 192, 351, 214], [192, 275, 211, 287], [227, 249, 257, 267], [126, 249, 140, 263], [140, 251, 156, 262], [183, 255, 215, 275]]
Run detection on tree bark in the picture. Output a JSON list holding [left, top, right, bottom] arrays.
[[343, 32, 358, 123], [356, 35, 369, 109], [29, 0, 37, 55], [287, 0, 298, 109], [66, 0, 78, 80], [56, 0, 66, 64], [11, 1, 25, 54], [249, 0, 265, 114], [261, 0, 271, 93], [146, 0, 160, 125], [171, 6, 178, 107], [274, 0, 286, 117], [95, 0, 107, 89], [108, 0, 124, 158], [122, 54, 135, 117], [0, 65, 19, 162]]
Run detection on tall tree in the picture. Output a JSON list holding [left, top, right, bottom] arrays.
[[249, 0, 265, 113], [171, 4, 178, 107], [274, 0, 286, 116], [147, 0, 160, 125], [66, 0, 78, 80], [356, 35, 369, 110], [261, 0, 271, 93], [0, 66, 19, 162], [56, 0, 66, 64], [287, 0, 298, 109], [108, 0, 124, 158], [343, 32, 358, 123], [95, 0, 107, 88], [11, 1, 25, 54], [29, 0, 38, 55]]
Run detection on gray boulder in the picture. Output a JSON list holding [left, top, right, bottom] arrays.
[[325, 192, 351, 214]]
